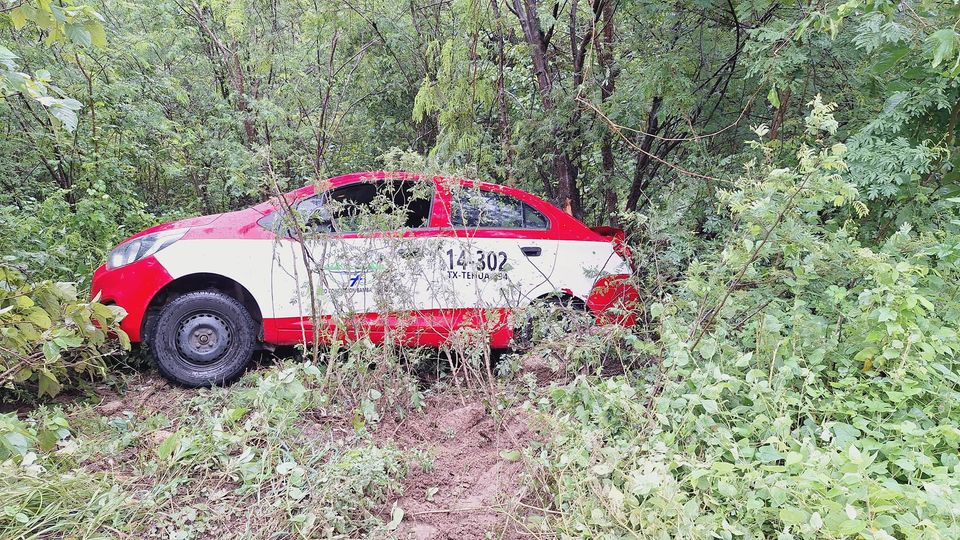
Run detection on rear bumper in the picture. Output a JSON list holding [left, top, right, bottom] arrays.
[[91, 257, 174, 342], [587, 274, 639, 326]]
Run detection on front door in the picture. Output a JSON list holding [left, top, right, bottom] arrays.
[[303, 178, 438, 342]]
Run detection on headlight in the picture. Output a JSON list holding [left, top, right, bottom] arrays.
[[107, 228, 189, 269]]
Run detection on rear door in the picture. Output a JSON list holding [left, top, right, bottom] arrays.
[[434, 183, 560, 314]]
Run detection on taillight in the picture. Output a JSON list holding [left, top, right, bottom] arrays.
[[590, 226, 634, 270]]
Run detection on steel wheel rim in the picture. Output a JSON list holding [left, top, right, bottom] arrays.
[[175, 311, 232, 366]]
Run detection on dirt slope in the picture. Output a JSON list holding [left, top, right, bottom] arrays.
[[376, 392, 535, 539], [82, 371, 542, 539]]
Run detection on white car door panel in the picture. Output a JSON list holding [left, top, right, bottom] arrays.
[[433, 236, 559, 310]]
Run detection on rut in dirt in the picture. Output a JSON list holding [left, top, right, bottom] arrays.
[[376, 391, 537, 540]]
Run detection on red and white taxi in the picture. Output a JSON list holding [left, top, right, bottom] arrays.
[[92, 171, 638, 386]]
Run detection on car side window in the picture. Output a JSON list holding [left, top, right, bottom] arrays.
[[523, 202, 548, 229], [450, 189, 549, 230], [296, 180, 433, 234]]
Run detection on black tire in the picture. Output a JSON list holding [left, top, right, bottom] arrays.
[[511, 296, 592, 350], [150, 290, 257, 387]]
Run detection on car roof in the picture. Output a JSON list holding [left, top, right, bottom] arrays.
[[270, 170, 547, 210], [257, 170, 601, 240]]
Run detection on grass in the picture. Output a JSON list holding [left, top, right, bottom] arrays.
[[0, 465, 134, 539], [0, 326, 603, 539], [0, 347, 428, 540]]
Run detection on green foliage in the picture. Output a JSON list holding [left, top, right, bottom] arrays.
[[528, 100, 960, 539], [798, 0, 960, 232], [0, 407, 134, 538], [0, 360, 415, 539], [0, 265, 128, 398], [1, 0, 105, 130], [0, 409, 71, 462], [0, 192, 159, 282], [414, 32, 496, 161], [0, 463, 133, 539]]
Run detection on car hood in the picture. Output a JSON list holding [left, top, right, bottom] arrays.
[[117, 213, 226, 245]]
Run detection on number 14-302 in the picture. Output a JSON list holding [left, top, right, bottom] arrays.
[[446, 249, 507, 271]]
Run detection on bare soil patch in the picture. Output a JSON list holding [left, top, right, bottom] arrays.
[[93, 373, 190, 419], [376, 391, 536, 539]]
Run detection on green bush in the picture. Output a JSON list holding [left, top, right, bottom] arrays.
[[0, 192, 160, 283], [0, 409, 72, 462], [0, 265, 129, 398], [528, 100, 960, 539]]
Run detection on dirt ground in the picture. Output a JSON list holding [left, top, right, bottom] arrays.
[[79, 368, 546, 539], [95, 375, 191, 419], [376, 392, 536, 540]]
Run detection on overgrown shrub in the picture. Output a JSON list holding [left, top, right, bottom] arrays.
[[527, 99, 960, 539], [0, 409, 71, 462], [0, 265, 128, 398], [0, 192, 160, 283]]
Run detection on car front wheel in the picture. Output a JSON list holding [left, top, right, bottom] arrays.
[[150, 290, 257, 387]]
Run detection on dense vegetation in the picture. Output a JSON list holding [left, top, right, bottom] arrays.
[[2, 0, 960, 537]]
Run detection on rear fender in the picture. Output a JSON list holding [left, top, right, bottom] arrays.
[[587, 274, 639, 326]]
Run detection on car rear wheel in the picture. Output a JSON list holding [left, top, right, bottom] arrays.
[[150, 290, 257, 387], [512, 296, 592, 350]]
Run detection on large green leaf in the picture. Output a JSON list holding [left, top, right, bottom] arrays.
[[36, 96, 83, 131], [928, 28, 958, 69], [0, 45, 17, 70]]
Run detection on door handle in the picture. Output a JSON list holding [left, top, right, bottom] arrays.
[[521, 246, 541, 257]]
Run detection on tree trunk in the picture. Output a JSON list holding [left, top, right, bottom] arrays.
[[625, 96, 663, 212], [491, 0, 515, 184], [767, 87, 792, 142], [509, 0, 585, 218], [597, 0, 618, 226]]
